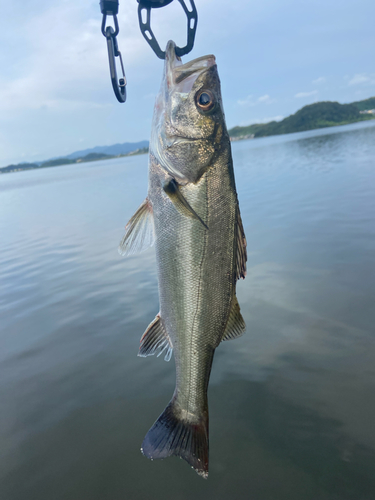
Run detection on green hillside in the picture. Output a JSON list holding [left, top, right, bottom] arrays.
[[352, 96, 375, 111], [229, 97, 375, 140]]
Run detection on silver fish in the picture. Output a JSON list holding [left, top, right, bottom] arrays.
[[119, 41, 247, 478]]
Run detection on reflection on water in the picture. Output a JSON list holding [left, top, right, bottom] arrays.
[[1, 121, 375, 499]]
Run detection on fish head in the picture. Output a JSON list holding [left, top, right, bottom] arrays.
[[151, 41, 228, 184]]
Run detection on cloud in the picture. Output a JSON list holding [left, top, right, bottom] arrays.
[[312, 77, 326, 85], [258, 94, 270, 102], [348, 73, 375, 86], [237, 94, 276, 106], [258, 115, 283, 123], [237, 95, 255, 106], [239, 115, 284, 126], [0, 1, 151, 114], [294, 90, 318, 98], [349, 74, 370, 85]]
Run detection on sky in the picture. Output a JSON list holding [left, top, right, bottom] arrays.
[[1, 0, 375, 166]]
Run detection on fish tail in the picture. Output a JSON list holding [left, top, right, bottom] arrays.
[[141, 399, 209, 478]]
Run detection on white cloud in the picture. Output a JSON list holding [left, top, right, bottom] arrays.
[[0, 2, 151, 114], [237, 95, 255, 106], [239, 115, 284, 126], [312, 77, 326, 85], [258, 94, 269, 102], [259, 115, 283, 123], [294, 90, 318, 98], [238, 94, 276, 106], [349, 74, 370, 85], [348, 73, 375, 86]]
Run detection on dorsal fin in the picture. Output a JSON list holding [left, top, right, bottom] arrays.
[[236, 206, 247, 280], [221, 295, 246, 341], [118, 198, 154, 256], [139, 314, 173, 362]]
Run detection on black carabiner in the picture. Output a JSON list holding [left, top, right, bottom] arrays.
[[100, 1, 126, 103], [137, 0, 198, 59], [104, 23, 127, 103]]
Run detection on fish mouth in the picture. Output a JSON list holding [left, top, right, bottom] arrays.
[[165, 40, 216, 92]]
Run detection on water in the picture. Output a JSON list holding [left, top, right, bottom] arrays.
[[1, 121, 375, 500]]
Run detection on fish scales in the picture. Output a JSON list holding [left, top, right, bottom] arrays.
[[150, 147, 236, 409], [119, 40, 246, 478]]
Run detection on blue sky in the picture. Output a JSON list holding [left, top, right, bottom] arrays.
[[1, 0, 374, 166]]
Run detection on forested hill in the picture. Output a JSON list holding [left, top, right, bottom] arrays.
[[229, 97, 375, 140], [352, 96, 375, 111]]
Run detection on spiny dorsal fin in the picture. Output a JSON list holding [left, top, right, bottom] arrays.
[[118, 198, 154, 256], [163, 178, 208, 230], [236, 206, 247, 280], [221, 295, 246, 341], [139, 314, 173, 362]]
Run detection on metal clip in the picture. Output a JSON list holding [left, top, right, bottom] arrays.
[[137, 0, 198, 59], [101, 10, 127, 103]]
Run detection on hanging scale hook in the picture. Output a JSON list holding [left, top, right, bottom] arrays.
[[137, 0, 198, 59]]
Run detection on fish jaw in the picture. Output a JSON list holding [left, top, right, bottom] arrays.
[[165, 40, 215, 94], [150, 41, 227, 184]]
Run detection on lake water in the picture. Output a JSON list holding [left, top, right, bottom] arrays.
[[1, 121, 375, 500]]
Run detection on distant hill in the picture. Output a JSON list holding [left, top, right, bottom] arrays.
[[229, 97, 375, 140], [65, 141, 149, 160], [0, 162, 39, 173], [1, 144, 149, 174], [2, 97, 375, 174]]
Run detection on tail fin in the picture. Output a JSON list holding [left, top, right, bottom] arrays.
[[141, 400, 209, 478]]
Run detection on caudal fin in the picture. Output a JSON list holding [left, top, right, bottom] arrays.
[[141, 400, 209, 478]]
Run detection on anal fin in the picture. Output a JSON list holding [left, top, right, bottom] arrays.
[[139, 314, 173, 362], [118, 198, 154, 256], [221, 295, 246, 341]]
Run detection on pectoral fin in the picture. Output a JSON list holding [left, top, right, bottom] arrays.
[[139, 314, 173, 362], [118, 198, 154, 256], [221, 295, 246, 341], [163, 179, 208, 230]]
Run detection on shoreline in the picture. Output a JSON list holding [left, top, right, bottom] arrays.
[[2, 112, 375, 175]]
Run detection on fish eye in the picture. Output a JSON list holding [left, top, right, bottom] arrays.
[[195, 90, 215, 112]]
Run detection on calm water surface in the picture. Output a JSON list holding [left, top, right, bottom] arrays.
[[1, 121, 375, 499]]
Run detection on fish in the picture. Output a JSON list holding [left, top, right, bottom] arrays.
[[119, 40, 247, 478]]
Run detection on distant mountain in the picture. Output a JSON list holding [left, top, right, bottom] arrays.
[[1, 143, 149, 174], [65, 141, 149, 160], [229, 97, 375, 140], [2, 96, 375, 175], [0, 162, 39, 173]]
